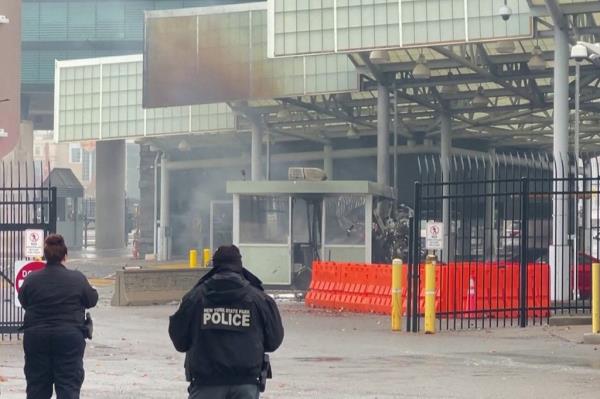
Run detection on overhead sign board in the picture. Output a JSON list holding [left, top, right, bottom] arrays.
[[425, 222, 444, 250], [143, 3, 357, 108], [14, 260, 46, 307], [24, 229, 44, 258]]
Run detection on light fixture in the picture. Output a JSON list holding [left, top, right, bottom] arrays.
[[177, 139, 191, 152], [527, 46, 546, 71], [412, 54, 431, 79], [346, 124, 359, 139], [369, 49, 389, 64], [440, 72, 458, 95], [496, 40, 516, 54], [276, 106, 291, 120], [472, 86, 488, 107], [0, 128, 7, 138], [0, 15, 10, 25]]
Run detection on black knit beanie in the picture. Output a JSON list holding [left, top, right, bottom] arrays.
[[212, 245, 242, 269]]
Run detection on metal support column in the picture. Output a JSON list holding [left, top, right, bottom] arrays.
[[159, 154, 171, 261], [377, 83, 390, 186], [393, 83, 399, 201], [551, 25, 571, 302], [440, 114, 451, 263], [251, 120, 264, 181], [323, 144, 334, 180], [486, 149, 498, 261]]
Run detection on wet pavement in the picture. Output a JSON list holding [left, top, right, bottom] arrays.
[[2, 285, 600, 398]]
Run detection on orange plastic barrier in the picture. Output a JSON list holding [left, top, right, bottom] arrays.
[[306, 261, 550, 319]]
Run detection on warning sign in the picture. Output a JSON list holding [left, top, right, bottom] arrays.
[[14, 260, 46, 307], [24, 229, 45, 258], [425, 222, 444, 250]]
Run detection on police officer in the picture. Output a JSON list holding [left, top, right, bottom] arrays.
[[169, 245, 284, 399], [18, 234, 98, 399]]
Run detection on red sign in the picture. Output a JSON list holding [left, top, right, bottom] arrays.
[[14, 260, 46, 307]]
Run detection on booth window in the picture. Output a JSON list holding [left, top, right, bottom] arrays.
[[324, 195, 366, 245], [240, 196, 289, 244]]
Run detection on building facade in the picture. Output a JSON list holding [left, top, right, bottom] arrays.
[[0, 0, 21, 160]]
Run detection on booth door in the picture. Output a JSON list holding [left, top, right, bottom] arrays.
[[236, 195, 292, 286]]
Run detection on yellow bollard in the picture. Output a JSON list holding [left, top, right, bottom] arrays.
[[593, 263, 599, 334], [189, 250, 198, 268], [203, 248, 212, 267], [391, 258, 403, 331], [424, 254, 436, 334]]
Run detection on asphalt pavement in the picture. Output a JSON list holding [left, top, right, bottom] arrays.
[[2, 283, 600, 398]]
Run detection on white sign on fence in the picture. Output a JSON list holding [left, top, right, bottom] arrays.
[[425, 222, 444, 250], [24, 229, 45, 258]]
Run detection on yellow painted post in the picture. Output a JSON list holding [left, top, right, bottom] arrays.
[[203, 248, 212, 267], [424, 254, 436, 334], [189, 250, 198, 268], [391, 258, 403, 331], [593, 263, 600, 334]]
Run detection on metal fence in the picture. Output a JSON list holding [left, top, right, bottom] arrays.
[[406, 154, 599, 331], [1, 162, 56, 340]]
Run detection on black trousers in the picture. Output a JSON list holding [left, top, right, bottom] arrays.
[[188, 384, 260, 399], [23, 328, 86, 399]]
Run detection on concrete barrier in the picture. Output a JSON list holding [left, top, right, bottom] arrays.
[[111, 267, 210, 306]]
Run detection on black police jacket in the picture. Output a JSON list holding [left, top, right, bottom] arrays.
[[18, 263, 98, 331], [168, 265, 284, 386]]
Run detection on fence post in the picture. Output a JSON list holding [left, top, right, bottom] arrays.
[[593, 263, 599, 334], [411, 182, 422, 332], [519, 178, 529, 328], [49, 187, 58, 234], [406, 217, 414, 332]]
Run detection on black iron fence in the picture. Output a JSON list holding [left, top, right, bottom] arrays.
[[406, 154, 599, 331], [1, 162, 56, 340]]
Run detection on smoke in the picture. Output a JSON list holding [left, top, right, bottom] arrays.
[[170, 165, 241, 257]]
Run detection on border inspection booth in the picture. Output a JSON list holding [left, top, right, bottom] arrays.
[[227, 180, 395, 288]]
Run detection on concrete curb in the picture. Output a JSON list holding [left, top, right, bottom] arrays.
[[548, 315, 592, 326]]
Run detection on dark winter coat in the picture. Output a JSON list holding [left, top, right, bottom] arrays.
[[168, 265, 284, 386], [18, 263, 98, 331]]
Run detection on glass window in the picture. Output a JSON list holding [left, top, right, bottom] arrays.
[[69, 143, 82, 163], [240, 196, 289, 244], [324, 195, 366, 245]]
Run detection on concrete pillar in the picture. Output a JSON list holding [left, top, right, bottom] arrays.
[[323, 144, 334, 180], [551, 26, 571, 302], [485, 150, 497, 261], [440, 114, 451, 263], [96, 140, 126, 250], [158, 153, 171, 261], [251, 120, 264, 181], [377, 83, 390, 186]]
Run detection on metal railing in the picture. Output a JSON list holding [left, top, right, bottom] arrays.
[[407, 154, 599, 331], [0, 162, 56, 340]]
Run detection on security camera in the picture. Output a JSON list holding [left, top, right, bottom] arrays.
[[499, 4, 512, 21], [570, 43, 588, 62], [570, 41, 600, 65]]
